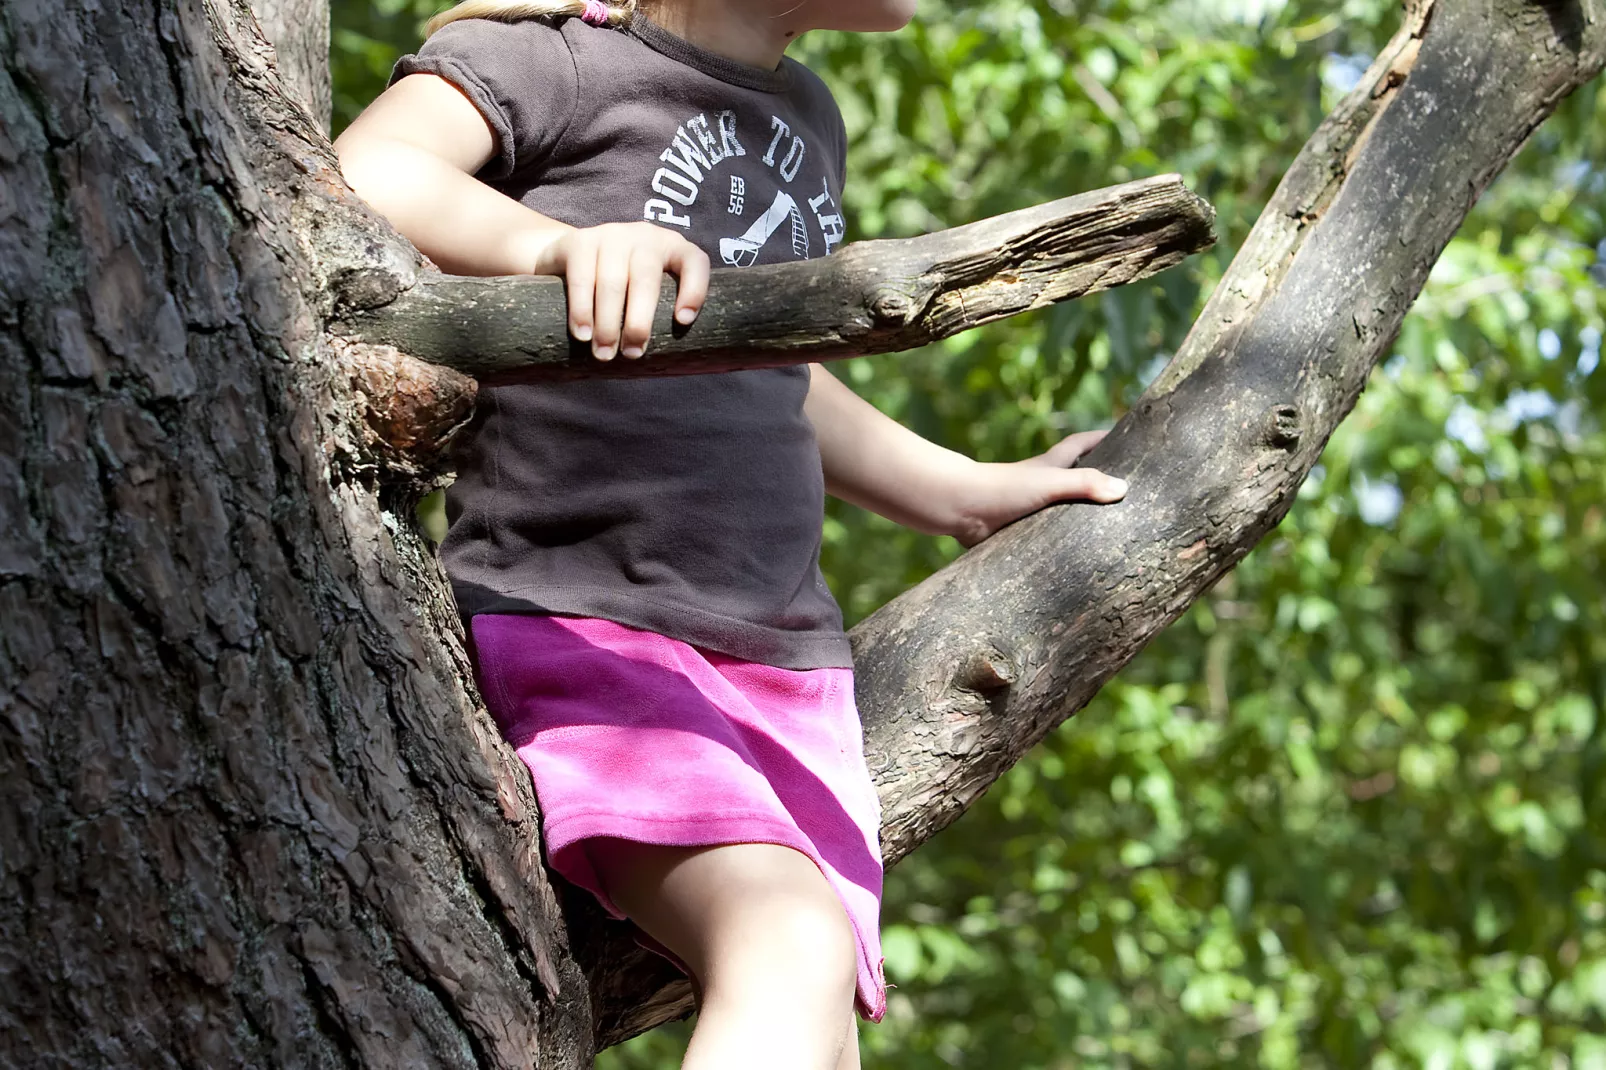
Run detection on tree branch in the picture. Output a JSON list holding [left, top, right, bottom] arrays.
[[330, 174, 1215, 381], [856, 0, 1605, 869], [856, 0, 1605, 893]]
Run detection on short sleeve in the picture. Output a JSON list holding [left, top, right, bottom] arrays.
[[391, 18, 580, 182]]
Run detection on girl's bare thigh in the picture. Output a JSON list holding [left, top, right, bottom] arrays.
[[589, 839, 859, 1070]]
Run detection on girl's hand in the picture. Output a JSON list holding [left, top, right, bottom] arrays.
[[950, 430, 1128, 547], [537, 222, 712, 361]]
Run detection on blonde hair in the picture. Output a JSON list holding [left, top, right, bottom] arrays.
[[426, 0, 638, 37]]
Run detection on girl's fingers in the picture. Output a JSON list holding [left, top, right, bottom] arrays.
[[621, 247, 664, 358], [1038, 429, 1110, 467], [591, 241, 632, 360], [1037, 464, 1128, 504], [564, 235, 597, 344], [666, 243, 711, 326], [565, 228, 708, 359]]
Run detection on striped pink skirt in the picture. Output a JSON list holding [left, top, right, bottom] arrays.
[[468, 613, 887, 1021]]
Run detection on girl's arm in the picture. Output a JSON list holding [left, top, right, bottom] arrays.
[[805, 364, 1128, 547], [335, 73, 554, 277], [335, 74, 709, 360]]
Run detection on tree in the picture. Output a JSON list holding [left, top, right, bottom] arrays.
[[1, 1, 1600, 1068]]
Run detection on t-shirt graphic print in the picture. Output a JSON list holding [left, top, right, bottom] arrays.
[[643, 110, 846, 267], [392, 14, 856, 671]]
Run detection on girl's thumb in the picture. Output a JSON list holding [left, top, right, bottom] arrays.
[[1049, 467, 1128, 504]]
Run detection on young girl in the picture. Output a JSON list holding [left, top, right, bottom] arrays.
[[336, 1, 1128, 1065]]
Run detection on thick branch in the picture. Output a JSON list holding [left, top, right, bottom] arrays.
[[856, 0, 1605, 877], [589, 0, 1606, 1046], [331, 174, 1215, 381]]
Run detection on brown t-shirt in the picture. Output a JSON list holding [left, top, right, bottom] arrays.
[[392, 15, 853, 668]]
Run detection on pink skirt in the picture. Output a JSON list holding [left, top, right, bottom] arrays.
[[469, 613, 887, 1021]]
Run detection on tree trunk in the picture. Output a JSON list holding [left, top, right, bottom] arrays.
[[1, 1, 588, 1066], [0, 2, 1600, 1070]]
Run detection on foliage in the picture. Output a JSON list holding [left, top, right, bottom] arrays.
[[328, 0, 1606, 1064]]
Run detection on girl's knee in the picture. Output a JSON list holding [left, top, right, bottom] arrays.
[[694, 853, 858, 1000], [712, 889, 857, 1000], [767, 889, 857, 967]]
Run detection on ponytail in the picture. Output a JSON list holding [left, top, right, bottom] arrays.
[[425, 0, 636, 37]]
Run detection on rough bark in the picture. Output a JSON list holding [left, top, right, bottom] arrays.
[[333, 175, 1216, 381], [1, 0, 1601, 1068], [248, 0, 332, 128]]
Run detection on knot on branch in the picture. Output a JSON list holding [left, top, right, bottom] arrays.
[[1264, 405, 1302, 450], [333, 264, 416, 313], [868, 275, 942, 328], [953, 648, 1017, 697], [333, 339, 477, 482], [293, 186, 420, 315]]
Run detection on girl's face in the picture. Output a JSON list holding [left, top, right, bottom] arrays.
[[748, 0, 916, 35], [639, 0, 915, 61], [792, 0, 917, 32]]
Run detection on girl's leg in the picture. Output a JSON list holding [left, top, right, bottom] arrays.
[[834, 1017, 861, 1070], [592, 839, 859, 1070]]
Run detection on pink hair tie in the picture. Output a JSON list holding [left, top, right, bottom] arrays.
[[579, 0, 610, 24]]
